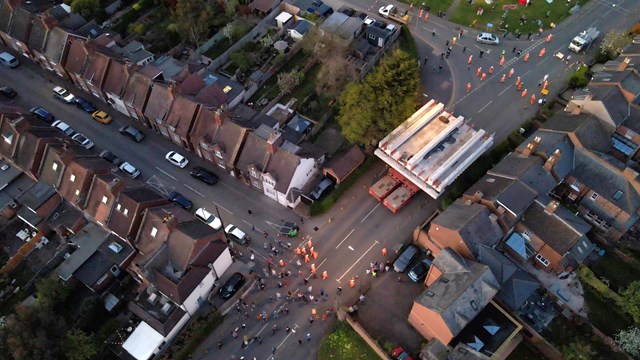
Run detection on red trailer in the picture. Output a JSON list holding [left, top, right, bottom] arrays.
[[369, 175, 400, 201]]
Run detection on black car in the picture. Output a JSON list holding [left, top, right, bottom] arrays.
[[341, 6, 355, 16], [219, 272, 246, 299], [0, 86, 17, 99], [29, 106, 54, 124], [408, 259, 433, 282], [357, 12, 367, 20], [119, 125, 145, 142], [73, 97, 96, 113], [99, 150, 122, 165], [168, 191, 193, 210], [190, 166, 218, 185]]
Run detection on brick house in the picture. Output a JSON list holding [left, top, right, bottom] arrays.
[[107, 186, 168, 246], [0, 0, 53, 58], [122, 71, 154, 122]]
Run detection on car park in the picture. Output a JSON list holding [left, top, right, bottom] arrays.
[[0, 52, 19, 68], [195, 208, 222, 230], [168, 191, 193, 210], [225, 224, 248, 244], [190, 166, 218, 185], [311, 177, 334, 200], [29, 107, 54, 124], [219, 272, 246, 299], [393, 245, 418, 273], [73, 97, 96, 113], [408, 259, 432, 282], [119, 162, 140, 178], [71, 133, 94, 149], [99, 150, 122, 165], [0, 86, 17, 98], [165, 151, 189, 168], [91, 110, 112, 124], [119, 125, 145, 142], [53, 86, 75, 103], [51, 120, 75, 136], [476, 32, 499, 45]]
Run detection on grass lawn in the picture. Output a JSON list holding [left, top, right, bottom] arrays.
[[317, 321, 380, 360], [449, 0, 591, 34], [590, 246, 640, 293], [582, 284, 633, 338], [204, 39, 233, 60], [506, 340, 546, 360], [249, 50, 311, 104], [396, 0, 454, 14], [281, 64, 321, 105]]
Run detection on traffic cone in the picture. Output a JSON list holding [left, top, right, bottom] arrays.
[[539, 48, 546, 57], [350, 278, 355, 288], [500, 74, 506, 83], [530, 94, 536, 104], [509, 68, 514, 78], [488, 66, 494, 74], [468, 55, 473, 65], [466, 82, 471, 92], [522, 89, 528, 98], [499, 57, 505, 66], [304, 254, 310, 263], [524, 53, 530, 62], [481, 73, 487, 81], [546, 34, 552, 43], [322, 271, 328, 280]]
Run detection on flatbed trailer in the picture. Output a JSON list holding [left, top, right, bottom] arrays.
[[369, 175, 400, 201]]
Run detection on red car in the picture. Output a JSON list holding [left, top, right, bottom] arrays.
[[392, 347, 413, 360]]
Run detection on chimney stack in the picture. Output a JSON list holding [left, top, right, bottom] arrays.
[[214, 109, 225, 126], [521, 136, 542, 157], [471, 191, 483, 203], [544, 199, 560, 214], [623, 167, 639, 181], [266, 131, 282, 154], [162, 211, 178, 230], [107, 178, 125, 194], [544, 149, 562, 172]]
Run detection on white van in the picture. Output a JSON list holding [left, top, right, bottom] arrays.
[[0, 52, 19, 68]]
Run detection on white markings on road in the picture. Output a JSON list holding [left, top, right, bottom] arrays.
[[184, 184, 205, 198], [155, 167, 176, 180], [499, 85, 513, 96], [336, 229, 355, 249], [478, 101, 492, 113], [361, 203, 380, 223], [348, 246, 354, 251], [212, 201, 233, 215], [305, 258, 328, 281], [337, 240, 380, 281]]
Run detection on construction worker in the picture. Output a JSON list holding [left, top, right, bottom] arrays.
[[307, 240, 312, 249], [481, 72, 487, 81], [382, 248, 388, 256], [521, 89, 528, 98], [349, 277, 355, 288], [279, 259, 285, 267], [515, 77, 521, 86], [509, 68, 515, 78], [476, 67, 482, 77], [539, 48, 546, 57], [311, 263, 316, 274], [322, 271, 328, 280], [466, 82, 471, 92], [500, 74, 506, 83], [543, 80, 549, 89], [546, 34, 552, 42], [488, 66, 494, 74], [301, 247, 307, 255], [524, 53, 530, 62], [312, 251, 318, 259], [295, 247, 301, 255], [517, 82, 524, 91], [468, 55, 473, 64], [499, 57, 505, 66], [530, 94, 536, 104], [304, 254, 310, 263]]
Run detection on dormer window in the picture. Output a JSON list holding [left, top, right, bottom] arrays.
[[116, 204, 121, 211], [151, 227, 158, 237], [69, 174, 76, 182], [590, 192, 598, 201], [101, 196, 108, 204], [123, 209, 129, 216], [215, 150, 223, 158], [52, 162, 58, 171], [250, 169, 257, 178]]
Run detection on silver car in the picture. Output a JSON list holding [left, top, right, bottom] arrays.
[[119, 162, 141, 178], [71, 133, 94, 149], [476, 32, 499, 45]]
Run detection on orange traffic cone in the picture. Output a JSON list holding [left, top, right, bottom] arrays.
[[481, 73, 487, 81], [349, 278, 355, 288], [500, 74, 506, 83], [521, 89, 528, 98], [322, 271, 328, 280], [524, 53, 530, 62], [509, 68, 514, 78], [304, 254, 310, 263], [539, 48, 546, 57]]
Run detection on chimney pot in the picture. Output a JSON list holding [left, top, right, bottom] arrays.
[[471, 191, 483, 202], [544, 149, 562, 171], [522, 136, 542, 156], [545, 200, 559, 214]]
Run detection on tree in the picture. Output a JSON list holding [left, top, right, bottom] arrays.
[[616, 327, 640, 357], [277, 71, 304, 94], [5, 305, 66, 360], [336, 48, 419, 145], [171, 0, 217, 47], [230, 51, 253, 72], [71, 0, 100, 20], [35, 275, 70, 309], [622, 281, 640, 323], [562, 340, 596, 360], [222, 21, 251, 43], [599, 30, 630, 60], [63, 329, 97, 360]]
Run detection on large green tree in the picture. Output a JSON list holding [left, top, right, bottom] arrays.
[[336, 48, 419, 145], [171, 0, 217, 47], [35, 275, 70, 309], [4, 305, 66, 360], [599, 30, 630, 60], [562, 340, 596, 360], [622, 280, 640, 323], [63, 329, 97, 360]]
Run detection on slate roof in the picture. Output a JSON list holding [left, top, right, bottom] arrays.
[[415, 248, 499, 337], [82, 49, 113, 89], [144, 83, 174, 123], [9, 7, 35, 43], [466, 174, 537, 217], [165, 96, 199, 138], [237, 131, 271, 173], [201, 112, 248, 165], [587, 85, 635, 127], [488, 152, 557, 196], [249, 0, 277, 12], [107, 186, 167, 241], [122, 71, 153, 111], [57, 222, 110, 280], [74, 234, 134, 288], [323, 146, 364, 180], [432, 199, 504, 259], [18, 181, 55, 211], [264, 148, 302, 193], [537, 113, 611, 153], [0, 1, 14, 34], [103, 59, 132, 96]]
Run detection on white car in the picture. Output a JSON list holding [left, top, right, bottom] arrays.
[[225, 224, 248, 244], [378, 4, 394, 18], [476, 32, 499, 45], [165, 151, 189, 168], [119, 162, 141, 178], [51, 120, 74, 136], [71, 133, 94, 149], [53, 86, 75, 103], [195, 208, 222, 230], [386, 23, 397, 32]]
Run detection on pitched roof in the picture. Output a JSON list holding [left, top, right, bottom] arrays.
[[143, 83, 174, 123], [9, 6, 35, 43], [122, 71, 153, 111], [237, 131, 271, 173], [249, 0, 277, 12], [488, 152, 557, 196], [82, 48, 112, 89], [264, 147, 302, 193], [465, 174, 537, 216], [323, 146, 365, 180], [415, 248, 499, 337], [57, 222, 110, 280], [107, 186, 167, 241], [64, 36, 88, 74], [165, 96, 199, 137], [73, 234, 134, 288], [497, 270, 539, 310], [102, 59, 132, 96], [0, 0, 15, 34]]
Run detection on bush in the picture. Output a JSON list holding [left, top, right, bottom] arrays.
[[163, 312, 223, 360], [568, 65, 590, 89], [398, 26, 418, 60], [631, 23, 640, 35], [577, 264, 625, 308]]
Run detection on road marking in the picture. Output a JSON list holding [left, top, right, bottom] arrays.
[[335, 229, 355, 249], [337, 240, 380, 281], [305, 258, 327, 280], [499, 85, 512, 96], [155, 167, 176, 180], [212, 201, 232, 215], [184, 184, 205, 198], [478, 101, 492, 113], [361, 203, 380, 223], [348, 246, 354, 251]]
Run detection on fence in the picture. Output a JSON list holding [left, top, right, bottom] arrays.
[[340, 310, 392, 360], [357, 29, 402, 80]]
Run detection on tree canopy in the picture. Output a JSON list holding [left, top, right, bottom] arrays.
[[4, 305, 66, 360], [35, 275, 70, 309], [616, 326, 640, 357], [562, 340, 596, 360], [599, 30, 630, 60], [63, 329, 97, 360], [622, 280, 640, 323], [336, 48, 419, 145], [171, 0, 217, 47]]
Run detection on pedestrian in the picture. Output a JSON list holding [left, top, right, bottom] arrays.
[[232, 330, 238, 338], [459, 30, 463, 38], [300, 217, 304, 223], [512, 46, 517, 53], [307, 333, 312, 341], [501, 49, 505, 57], [438, 65, 443, 72], [248, 209, 252, 215], [423, 56, 429, 65], [432, 30, 436, 36], [308, 285, 313, 293], [543, 74, 549, 82], [263, 231, 268, 238], [445, 40, 449, 46], [298, 339, 303, 345], [276, 292, 281, 300], [397, 276, 402, 283], [242, 323, 246, 330], [432, 65, 437, 71], [272, 325, 278, 334], [309, 315, 314, 324], [479, 50, 484, 58], [527, 32, 532, 39], [440, 52, 445, 59], [218, 340, 223, 349], [256, 335, 262, 344], [304, 278, 309, 285], [516, 50, 521, 58], [359, 294, 365, 303], [309, 294, 315, 302], [284, 307, 289, 314], [337, 286, 342, 295], [296, 259, 302, 267], [462, 45, 467, 53], [286, 326, 291, 333], [272, 346, 277, 354]]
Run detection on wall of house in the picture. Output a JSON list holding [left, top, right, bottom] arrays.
[[160, 311, 190, 354], [571, 100, 615, 130], [106, 92, 130, 116], [285, 157, 318, 207], [579, 188, 631, 238], [535, 245, 563, 273], [427, 226, 473, 259], [407, 303, 454, 345], [213, 248, 233, 276], [182, 271, 216, 316]]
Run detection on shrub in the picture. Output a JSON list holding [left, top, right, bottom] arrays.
[[568, 65, 590, 89]]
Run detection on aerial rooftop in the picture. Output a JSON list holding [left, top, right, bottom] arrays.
[[375, 100, 494, 198]]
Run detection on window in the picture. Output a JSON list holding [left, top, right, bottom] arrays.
[[470, 300, 478, 310], [204, 153, 213, 161], [223, 85, 232, 93], [368, 33, 375, 40], [3, 132, 13, 144], [171, 133, 180, 142], [52, 162, 58, 171], [522, 228, 533, 239], [116, 204, 121, 211], [123, 208, 129, 216], [151, 227, 158, 237], [439, 277, 449, 284], [250, 169, 257, 178], [535, 253, 550, 267], [101, 196, 108, 204], [613, 190, 624, 200], [590, 192, 598, 201], [215, 150, 223, 158], [425, 291, 435, 297], [570, 179, 582, 191], [69, 174, 75, 182]]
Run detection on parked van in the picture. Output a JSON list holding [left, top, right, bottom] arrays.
[[0, 52, 19, 68]]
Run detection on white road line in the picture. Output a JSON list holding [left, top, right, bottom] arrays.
[[361, 203, 380, 223], [336, 229, 355, 249], [478, 101, 492, 113], [499, 85, 513, 96], [538, 57, 549, 65], [184, 184, 205, 198], [337, 240, 380, 282], [212, 201, 233, 215], [155, 167, 176, 180]]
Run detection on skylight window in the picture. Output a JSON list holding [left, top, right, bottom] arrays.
[[613, 190, 624, 200]]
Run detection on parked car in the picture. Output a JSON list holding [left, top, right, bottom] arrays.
[[393, 245, 418, 273], [71, 133, 94, 149], [341, 6, 355, 16], [195, 208, 222, 230], [51, 120, 74, 136], [378, 4, 395, 17], [168, 191, 193, 210], [165, 151, 189, 168], [53, 86, 75, 103], [386, 23, 397, 32], [0, 52, 19, 68], [408, 259, 432, 282], [476, 32, 499, 45], [29, 106, 54, 124], [0, 86, 17, 98], [190, 166, 218, 185], [91, 110, 112, 124], [119, 125, 145, 142], [311, 177, 333, 200], [357, 12, 367, 20], [119, 162, 140, 178], [99, 150, 122, 165], [73, 97, 96, 113], [219, 272, 246, 299], [225, 224, 248, 244]]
